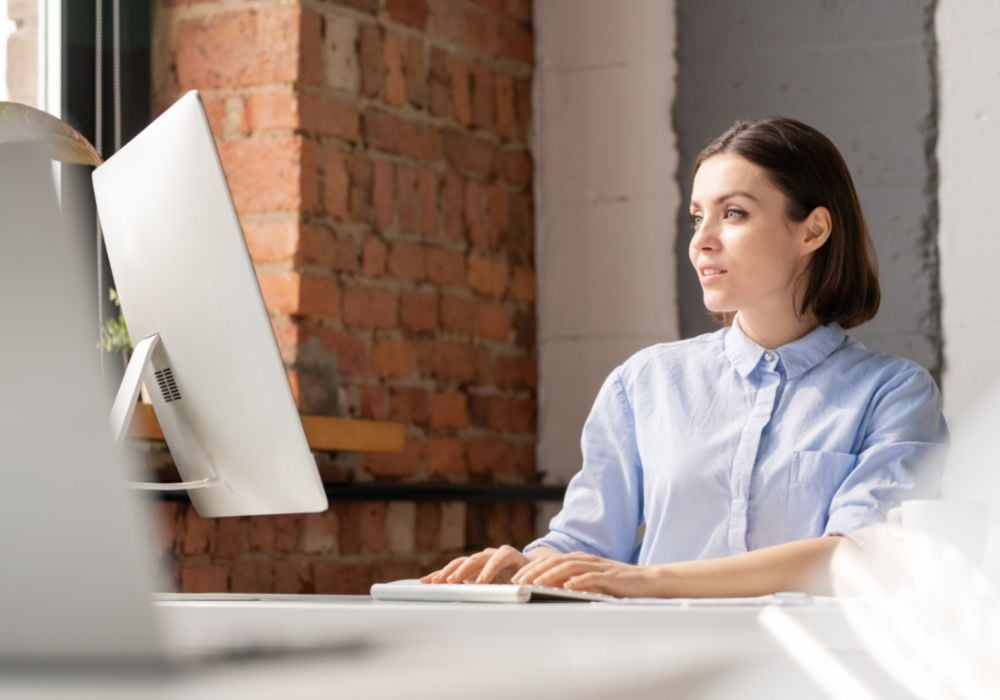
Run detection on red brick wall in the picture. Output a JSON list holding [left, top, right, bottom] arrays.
[[151, 0, 536, 593]]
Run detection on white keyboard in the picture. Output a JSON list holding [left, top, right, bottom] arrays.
[[370, 579, 616, 604]]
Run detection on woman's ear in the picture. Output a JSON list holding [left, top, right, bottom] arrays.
[[802, 206, 832, 254]]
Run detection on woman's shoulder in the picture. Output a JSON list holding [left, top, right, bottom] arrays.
[[616, 328, 728, 380], [833, 335, 939, 394]]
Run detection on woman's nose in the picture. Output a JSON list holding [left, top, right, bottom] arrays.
[[690, 220, 719, 251]]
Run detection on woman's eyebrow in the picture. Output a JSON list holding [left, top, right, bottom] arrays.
[[690, 191, 759, 209]]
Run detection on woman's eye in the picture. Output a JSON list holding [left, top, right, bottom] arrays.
[[689, 213, 703, 228], [724, 208, 747, 220]]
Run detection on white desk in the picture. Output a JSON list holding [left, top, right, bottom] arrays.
[[0, 596, 910, 699]]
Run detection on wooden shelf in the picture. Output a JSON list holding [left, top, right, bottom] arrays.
[[127, 403, 405, 454]]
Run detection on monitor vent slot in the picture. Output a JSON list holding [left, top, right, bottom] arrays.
[[154, 368, 182, 403]]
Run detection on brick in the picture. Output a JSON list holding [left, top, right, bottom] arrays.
[[499, 18, 533, 63], [300, 8, 325, 86], [389, 241, 427, 282], [395, 164, 421, 234], [365, 435, 424, 476], [361, 502, 386, 554], [358, 384, 388, 420], [471, 0, 503, 13], [416, 502, 441, 551], [499, 148, 531, 188], [243, 217, 299, 263], [336, 503, 363, 555], [430, 392, 469, 430], [504, 0, 532, 23], [428, 0, 465, 43], [301, 139, 321, 214], [364, 109, 442, 161], [299, 94, 361, 140], [343, 285, 397, 329], [326, 15, 360, 92], [440, 295, 476, 335], [258, 272, 299, 315], [511, 265, 535, 303], [390, 387, 430, 426], [465, 180, 487, 248], [314, 562, 371, 595], [201, 97, 228, 139], [324, 147, 351, 219], [477, 302, 512, 341], [299, 225, 360, 272], [383, 31, 407, 106], [440, 501, 467, 550], [449, 55, 471, 125], [428, 48, 452, 118], [470, 62, 495, 130], [416, 342, 489, 385], [372, 159, 396, 231], [299, 326, 370, 377], [274, 559, 311, 594], [248, 517, 275, 553], [495, 73, 515, 139], [362, 236, 388, 276], [403, 35, 426, 107], [467, 253, 509, 297], [514, 309, 535, 348], [231, 560, 273, 593], [514, 77, 531, 141], [359, 23, 384, 98], [271, 316, 300, 364], [180, 564, 230, 593], [298, 273, 341, 319], [215, 517, 243, 559], [507, 191, 534, 261], [273, 514, 300, 553], [401, 289, 439, 332], [486, 186, 508, 247], [441, 173, 465, 240], [387, 0, 429, 29], [427, 437, 466, 476], [218, 136, 306, 213], [494, 354, 536, 390], [425, 247, 466, 287], [419, 169, 438, 237], [244, 91, 298, 132], [443, 130, 496, 179], [300, 509, 339, 554], [470, 394, 535, 432], [466, 439, 517, 477], [372, 339, 414, 378], [348, 152, 373, 220], [465, 8, 502, 55], [386, 502, 417, 554], [182, 507, 211, 555], [176, 7, 302, 90]]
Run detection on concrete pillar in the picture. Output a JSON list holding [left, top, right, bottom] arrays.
[[534, 0, 680, 512]]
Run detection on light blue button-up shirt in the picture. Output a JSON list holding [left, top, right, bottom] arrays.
[[526, 319, 948, 565]]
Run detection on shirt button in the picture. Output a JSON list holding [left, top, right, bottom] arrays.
[[764, 351, 774, 362]]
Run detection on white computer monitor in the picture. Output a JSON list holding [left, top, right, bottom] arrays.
[[92, 90, 327, 517]]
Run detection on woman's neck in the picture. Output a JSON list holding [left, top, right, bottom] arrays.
[[736, 309, 819, 350]]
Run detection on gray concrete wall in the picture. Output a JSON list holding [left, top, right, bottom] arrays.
[[673, 0, 941, 374]]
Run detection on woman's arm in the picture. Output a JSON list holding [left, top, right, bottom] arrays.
[[513, 536, 844, 598]]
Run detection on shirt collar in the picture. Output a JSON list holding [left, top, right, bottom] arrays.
[[724, 314, 846, 379]]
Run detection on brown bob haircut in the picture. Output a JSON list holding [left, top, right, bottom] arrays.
[[694, 117, 880, 329]]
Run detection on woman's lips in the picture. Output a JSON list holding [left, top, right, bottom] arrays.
[[698, 267, 727, 286]]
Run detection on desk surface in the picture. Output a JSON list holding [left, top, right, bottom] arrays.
[[0, 597, 908, 700]]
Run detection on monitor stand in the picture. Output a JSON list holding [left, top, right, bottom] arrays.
[[109, 333, 222, 492]]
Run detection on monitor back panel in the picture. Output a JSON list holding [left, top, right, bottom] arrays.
[[92, 91, 327, 517]]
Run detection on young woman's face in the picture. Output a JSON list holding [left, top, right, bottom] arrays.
[[688, 153, 811, 319]]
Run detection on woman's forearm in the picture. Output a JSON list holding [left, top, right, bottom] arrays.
[[649, 536, 844, 598]]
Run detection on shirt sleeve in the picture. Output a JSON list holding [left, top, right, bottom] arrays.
[[824, 367, 949, 537], [523, 367, 644, 562]]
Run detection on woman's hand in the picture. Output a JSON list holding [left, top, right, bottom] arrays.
[[512, 552, 662, 598], [421, 544, 538, 584]]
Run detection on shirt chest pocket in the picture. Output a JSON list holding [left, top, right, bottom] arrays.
[[787, 450, 857, 539]]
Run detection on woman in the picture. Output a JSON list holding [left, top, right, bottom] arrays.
[[422, 117, 948, 598]]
